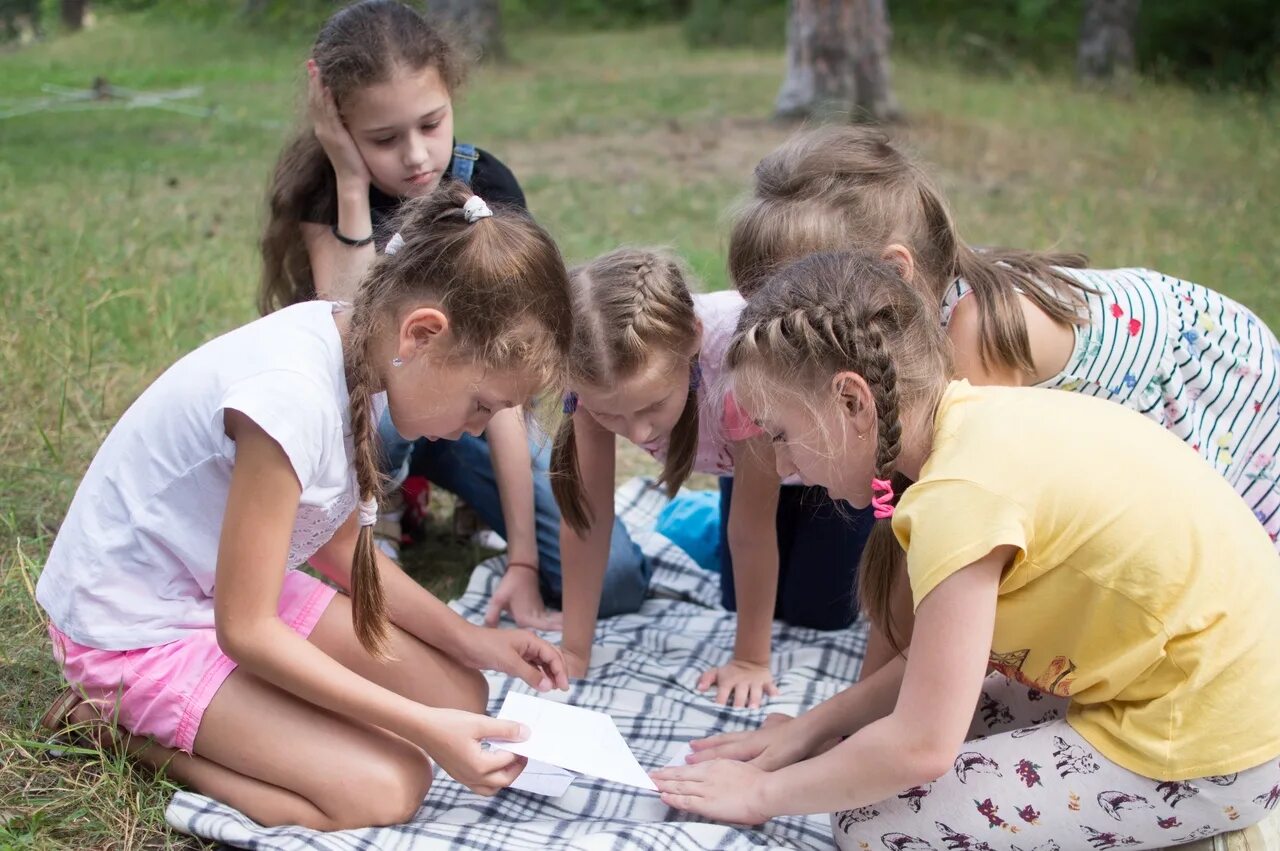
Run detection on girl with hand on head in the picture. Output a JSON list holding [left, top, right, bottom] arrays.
[[551, 248, 874, 709], [259, 0, 645, 631], [653, 251, 1280, 851], [37, 185, 571, 831]]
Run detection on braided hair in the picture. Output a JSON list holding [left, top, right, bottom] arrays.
[[551, 248, 700, 533], [726, 250, 950, 645]]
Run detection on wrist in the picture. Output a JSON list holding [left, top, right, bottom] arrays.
[[336, 176, 371, 199], [755, 769, 782, 821], [506, 559, 539, 576]]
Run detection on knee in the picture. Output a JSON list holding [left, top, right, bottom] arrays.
[[456, 665, 489, 715], [328, 747, 433, 829]]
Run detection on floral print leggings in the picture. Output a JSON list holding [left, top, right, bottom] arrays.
[[832, 675, 1280, 851]]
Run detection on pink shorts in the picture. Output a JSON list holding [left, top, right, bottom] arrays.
[[48, 570, 337, 754]]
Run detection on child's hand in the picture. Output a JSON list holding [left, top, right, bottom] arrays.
[[686, 713, 815, 772], [306, 60, 370, 189], [697, 659, 778, 709], [418, 708, 530, 796], [484, 565, 564, 632], [561, 645, 590, 680], [652, 759, 772, 825], [461, 625, 569, 692]]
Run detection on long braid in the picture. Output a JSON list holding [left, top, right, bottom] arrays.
[[343, 304, 391, 657], [726, 251, 949, 651]]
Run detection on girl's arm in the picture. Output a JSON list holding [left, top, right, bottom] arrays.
[[301, 61, 376, 303], [655, 547, 1010, 823], [485, 408, 539, 571], [558, 411, 618, 677], [309, 488, 566, 693], [696, 437, 782, 708], [215, 412, 540, 793], [483, 407, 561, 629], [946, 290, 1075, 387]]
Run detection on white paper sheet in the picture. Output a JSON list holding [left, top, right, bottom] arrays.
[[490, 692, 658, 791], [509, 758, 575, 797]]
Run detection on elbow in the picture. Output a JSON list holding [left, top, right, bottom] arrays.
[[891, 720, 963, 787], [215, 617, 273, 666], [911, 745, 959, 787]]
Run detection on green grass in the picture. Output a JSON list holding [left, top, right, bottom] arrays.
[[1, 10, 1277, 848]]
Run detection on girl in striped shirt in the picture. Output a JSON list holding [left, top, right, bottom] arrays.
[[729, 126, 1280, 551]]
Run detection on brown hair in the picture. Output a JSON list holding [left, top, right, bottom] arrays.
[[729, 126, 1092, 376], [550, 248, 700, 533], [259, 0, 467, 315], [726, 250, 951, 647], [344, 182, 572, 654]]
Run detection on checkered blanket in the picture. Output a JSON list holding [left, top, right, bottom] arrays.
[[166, 479, 867, 850]]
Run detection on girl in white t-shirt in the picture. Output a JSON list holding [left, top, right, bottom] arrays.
[[36, 183, 571, 830]]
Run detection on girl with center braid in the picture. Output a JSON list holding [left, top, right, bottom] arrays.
[[653, 250, 1280, 851], [552, 248, 874, 708], [36, 184, 571, 830]]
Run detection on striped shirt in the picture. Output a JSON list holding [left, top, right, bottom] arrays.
[[941, 268, 1280, 545]]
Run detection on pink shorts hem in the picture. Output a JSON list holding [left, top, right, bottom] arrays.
[[49, 570, 338, 754]]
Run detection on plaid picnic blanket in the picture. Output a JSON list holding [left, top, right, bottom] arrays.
[[166, 479, 868, 850]]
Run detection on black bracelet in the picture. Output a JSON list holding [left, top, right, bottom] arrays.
[[331, 224, 374, 247]]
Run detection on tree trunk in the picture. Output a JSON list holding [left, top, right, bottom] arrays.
[[1077, 0, 1140, 84], [60, 0, 86, 31], [426, 0, 507, 64], [774, 0, 899, 124]]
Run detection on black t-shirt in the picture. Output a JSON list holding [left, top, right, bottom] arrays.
[[304, 144, 527, 251]]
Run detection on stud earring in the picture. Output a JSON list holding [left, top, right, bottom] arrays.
[[391, 357, 404, 367]]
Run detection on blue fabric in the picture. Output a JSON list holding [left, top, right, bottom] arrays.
[[377, 411, 650, 618], [656, 490, 723, 573], [449, 142, 478, 185], [717, 477, 873, 631]]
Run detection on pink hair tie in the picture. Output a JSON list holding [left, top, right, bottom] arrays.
[[870, 478, 896, 520]]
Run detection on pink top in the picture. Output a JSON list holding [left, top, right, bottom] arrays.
[[639, 291, 763, 477]]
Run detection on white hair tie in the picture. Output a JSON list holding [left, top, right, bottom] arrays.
[[384, 232, 405, 256], [462, 195, 494, 224], [357, 496, 378, 528]]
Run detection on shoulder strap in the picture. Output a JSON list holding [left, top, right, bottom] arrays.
[[449, 142, 479, 186]]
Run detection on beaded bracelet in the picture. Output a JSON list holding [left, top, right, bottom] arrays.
[[331, 224, 374, 247]]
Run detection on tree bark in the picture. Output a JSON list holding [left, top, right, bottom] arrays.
[[426, 0, 507, 64], [774, 0, 899, 123], [60, 0, 86, 32], [1077, 0, 1140, 84]]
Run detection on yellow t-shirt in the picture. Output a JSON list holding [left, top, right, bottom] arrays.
[[893, 380, 1280, 780]]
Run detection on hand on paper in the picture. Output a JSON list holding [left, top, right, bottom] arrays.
[[651, 758, 772, 825], [418, 709, 530, 796]]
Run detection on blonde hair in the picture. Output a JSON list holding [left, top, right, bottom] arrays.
[[729, 126, 1091, 376], [550, 248, 700, 533], [726, 250, 951, 646], [345, 182, 571, 654]]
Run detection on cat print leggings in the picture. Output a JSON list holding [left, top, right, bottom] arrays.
[[832, 674, 1280, 851]]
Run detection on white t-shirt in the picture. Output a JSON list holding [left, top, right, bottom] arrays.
[[37, 301, 359, 650]]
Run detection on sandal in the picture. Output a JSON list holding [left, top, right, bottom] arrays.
[[39, 685, 85, 736]]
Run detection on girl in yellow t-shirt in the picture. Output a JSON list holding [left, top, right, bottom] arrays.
[[651, 250, 1280, 851]]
